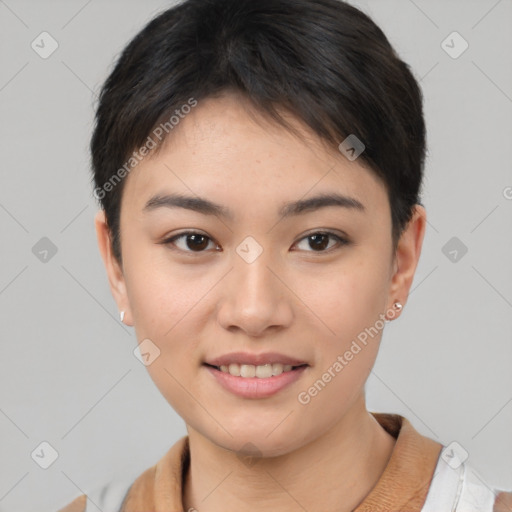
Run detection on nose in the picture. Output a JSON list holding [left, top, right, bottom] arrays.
[[216, 250, 293, 337]]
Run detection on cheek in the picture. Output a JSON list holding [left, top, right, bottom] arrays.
[[293, 249, 391, 387], [292, 262, 389, 420], [122, 252, 210, 417], [122, 239, 209, 340], [296, 252, 390, 338]]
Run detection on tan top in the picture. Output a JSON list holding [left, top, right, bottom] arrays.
[[58, 413, 512, 512]]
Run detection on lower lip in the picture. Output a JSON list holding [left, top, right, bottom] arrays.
[[204, 365, 308, 399]]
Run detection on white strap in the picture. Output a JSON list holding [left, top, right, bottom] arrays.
[[457, 465, 496, 512], [421, 455, 496, 512], [421, 456, 465, 512]]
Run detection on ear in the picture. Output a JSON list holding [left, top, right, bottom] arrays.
[[94, 210, 133, 326], [387, 204, 427, 314]]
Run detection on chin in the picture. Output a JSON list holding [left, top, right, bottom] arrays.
[[203, 424, 305, 459]]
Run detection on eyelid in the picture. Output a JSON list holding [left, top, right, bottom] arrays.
[[298, 228, 350, 241]]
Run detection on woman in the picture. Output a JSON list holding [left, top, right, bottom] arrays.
[[58, 0, 511, 510]]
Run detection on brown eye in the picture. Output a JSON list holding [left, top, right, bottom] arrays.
[[183, 234, 210, 251], [294, 232, 349, 253], [163, 232, 217, 253], [308, 234, 330, 251]]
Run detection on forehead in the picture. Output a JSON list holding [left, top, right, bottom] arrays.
[[121, 94, 388, 217]]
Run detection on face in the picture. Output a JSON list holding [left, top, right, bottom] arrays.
[[96, 93, 425, 457]]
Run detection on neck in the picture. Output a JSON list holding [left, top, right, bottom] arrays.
[[182, 398, 396, 512]]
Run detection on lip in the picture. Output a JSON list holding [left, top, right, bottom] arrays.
[[204, 351, 308, 367], [204, 364, 308, 399]]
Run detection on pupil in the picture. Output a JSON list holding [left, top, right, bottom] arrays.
[[310, 234, 328, 251], [187, 234, 208, 251]]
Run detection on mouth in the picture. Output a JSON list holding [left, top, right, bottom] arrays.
[[203, 362, 309, 398], [203, 362, 309, 379]]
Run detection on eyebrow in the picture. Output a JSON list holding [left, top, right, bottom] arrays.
[[143, 192, 365, 220]]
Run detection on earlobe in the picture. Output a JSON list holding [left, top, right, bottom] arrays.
[[387, 205, 427, 312], [94, 210, 133, 326]]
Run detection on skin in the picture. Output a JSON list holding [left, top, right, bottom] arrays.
[[95, 92, 426, 512]]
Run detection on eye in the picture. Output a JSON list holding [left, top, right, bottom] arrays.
[[162, 231, 219, 253], [293, 231, 349, 253], [161, 230, 349, 254]]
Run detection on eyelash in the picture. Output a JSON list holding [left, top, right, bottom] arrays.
[[160, 230, 350, 255]]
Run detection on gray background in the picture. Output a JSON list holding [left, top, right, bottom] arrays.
[[0, 0, 511, 510]]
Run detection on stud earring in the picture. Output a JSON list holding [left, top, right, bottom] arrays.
[[385, 301, 403, 322], [120, 311, 125, 323]]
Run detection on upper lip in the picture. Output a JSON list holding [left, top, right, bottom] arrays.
[[204, 352, 309, 367]]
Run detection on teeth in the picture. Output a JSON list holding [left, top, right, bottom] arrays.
[[218, 363, 296, 378]]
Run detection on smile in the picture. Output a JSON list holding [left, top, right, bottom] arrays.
[[206, 362, 307, 378]]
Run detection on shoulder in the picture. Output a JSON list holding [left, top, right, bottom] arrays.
[[56, 479, 133, 512], [55, 437, 188, 512], [494, 491, 512, 512], [421, 453, 512, 512], [57, 494, 86, 512]]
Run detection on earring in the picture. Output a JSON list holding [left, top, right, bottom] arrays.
[[120, 311, 125, 323], [385, 301, 403, 321]]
